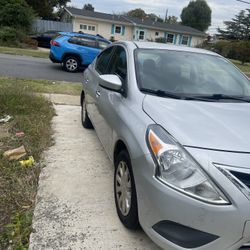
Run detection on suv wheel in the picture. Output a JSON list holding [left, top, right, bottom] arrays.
[[114, 150, 140, 229], [63, 56, 80, 72]]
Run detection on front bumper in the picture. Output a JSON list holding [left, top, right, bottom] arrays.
[[132, 153, 250, 250]]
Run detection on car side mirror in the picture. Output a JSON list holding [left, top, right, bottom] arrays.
[[99, 74, 122, 92]]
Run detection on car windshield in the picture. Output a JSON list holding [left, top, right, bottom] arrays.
[[135, 49, 250, 100]]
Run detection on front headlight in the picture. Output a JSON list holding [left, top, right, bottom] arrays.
[[146, 125, 229, 205]]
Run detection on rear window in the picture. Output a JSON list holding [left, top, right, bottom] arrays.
[[68, 36, 97, 48]]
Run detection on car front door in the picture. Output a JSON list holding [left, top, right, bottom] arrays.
[[94, 45, 128, 157], [85, 46, 115, 141]]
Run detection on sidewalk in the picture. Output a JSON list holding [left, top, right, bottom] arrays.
[[29, 97, 160, 250]]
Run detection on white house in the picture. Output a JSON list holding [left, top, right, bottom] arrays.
[[61, 7, 206, 47]]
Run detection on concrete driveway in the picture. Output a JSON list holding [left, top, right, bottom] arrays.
[[29, 96, 161, 250], [0, 53, 83, 82]]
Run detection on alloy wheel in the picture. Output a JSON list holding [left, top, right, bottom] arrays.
[[66, 58, 78, 71]]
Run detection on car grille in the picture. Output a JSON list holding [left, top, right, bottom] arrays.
[[230, 171, 250, 189]]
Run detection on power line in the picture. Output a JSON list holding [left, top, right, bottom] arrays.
[[236, 0, 250, 4]]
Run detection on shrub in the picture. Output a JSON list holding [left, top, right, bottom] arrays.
[[155, 37, 167, 43], [21, 37, 38, 48], [210, 40, 250, 65], [0, 26, 25, 46], [233, 41, 250, 65]]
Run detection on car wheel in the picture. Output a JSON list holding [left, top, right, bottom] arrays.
[[114, 150, 140, 229], [81, 95, 93, 129], [63, 56, 80, 72]]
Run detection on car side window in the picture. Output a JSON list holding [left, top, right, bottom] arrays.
[[97, 40, 110, 49], [95, 47, 114, 74], [68, 36, 97, 48], [107, 46, 127, 82]]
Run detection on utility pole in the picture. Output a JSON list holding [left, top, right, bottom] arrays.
[[164, 9, 168, 22]]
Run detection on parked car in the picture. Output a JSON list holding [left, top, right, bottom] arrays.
[[81, 41, 250, 250], [30, 30, 60, 48], [49, 32, 111, 72]]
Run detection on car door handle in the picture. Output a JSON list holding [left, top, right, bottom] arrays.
[[96, 90, 101, 98]]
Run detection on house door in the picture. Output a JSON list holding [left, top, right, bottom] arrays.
[[138, 30, 145, 40]]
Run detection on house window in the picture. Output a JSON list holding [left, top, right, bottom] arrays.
[[166, 34, 174, 44], [80, 24, 96, 31], [88, 25, 95, 31], [115, 25, 122, 34], [80, 24, 87, 30], [139, 30, 145, 40], [181, 35, 189, 45], [155, 32, 159, 36]]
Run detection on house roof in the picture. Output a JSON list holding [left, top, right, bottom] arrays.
[[64, 7, 206, 37]]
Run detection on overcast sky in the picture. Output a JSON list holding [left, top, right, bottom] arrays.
[[69, 0, 248, 33]]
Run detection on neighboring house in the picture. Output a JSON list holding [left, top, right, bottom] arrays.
[[61, 7, 206, 47]]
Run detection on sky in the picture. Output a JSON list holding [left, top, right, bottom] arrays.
[[69, 0, 248, 34]]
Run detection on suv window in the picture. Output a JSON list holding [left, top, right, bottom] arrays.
[[98, 40, 110, 49], [108, 46, 127, 81], [95, 46, 114, 74], [68, 36, 97, 48]]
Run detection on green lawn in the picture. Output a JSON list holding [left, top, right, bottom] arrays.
[[0, 77, 82, 96], [230, 60, 250, 77], [0, 46, 49, 59]]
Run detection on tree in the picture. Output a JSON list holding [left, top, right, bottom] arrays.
[[181, 0, 211, 31], [83, 3, 94, 11], [218, 9, 250, 40], [127, 8, 147, 19], [166, 16, 178, 24], [147, 13, 164, 23], [234, 41, 250, 64], [25, 0, 70, 19], [0, 0, 34, 31]]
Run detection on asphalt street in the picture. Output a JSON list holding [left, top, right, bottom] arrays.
[[0, 53, 83, 82]]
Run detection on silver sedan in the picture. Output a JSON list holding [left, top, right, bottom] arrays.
[[81, 41, 250, 250]]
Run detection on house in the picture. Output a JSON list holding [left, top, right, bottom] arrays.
[[61, 7, 206, 47]]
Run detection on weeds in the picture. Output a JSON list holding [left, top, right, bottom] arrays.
[[0, 82, 54, 249]]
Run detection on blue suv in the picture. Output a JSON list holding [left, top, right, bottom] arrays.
[[50, 32, 111, 72]]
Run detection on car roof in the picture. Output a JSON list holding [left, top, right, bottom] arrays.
[[120, 41, 219, 56], [59, 32, 110, 43]]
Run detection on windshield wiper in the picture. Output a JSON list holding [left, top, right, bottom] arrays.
[[192, 94, 250, 103], [140, 88, 212, 101], [140, 88, 183, 99]]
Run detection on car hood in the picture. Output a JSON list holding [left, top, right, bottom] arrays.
[[143, 95, 250, 153]]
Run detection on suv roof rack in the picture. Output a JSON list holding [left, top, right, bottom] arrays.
[[96, 34, 104, 39]]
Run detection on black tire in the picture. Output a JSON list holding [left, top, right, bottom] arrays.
[[62, 56, 80, 72], [81, 95, 93, 129], [114, 150, 140, 230]]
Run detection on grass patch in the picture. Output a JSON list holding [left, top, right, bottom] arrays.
[[0, 77, 82, 96], [0, 47, 49, 59], [231, 59, 250, 77], [0, 82, 55, 249]]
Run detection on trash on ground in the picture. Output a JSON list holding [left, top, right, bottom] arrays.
[[0, 115, 13, 123], [16, 132, 25, 137], [3, 145, 26, 160], [19, 156, 35, 168]]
